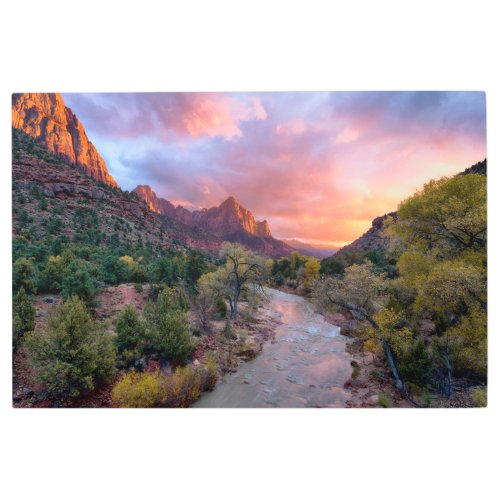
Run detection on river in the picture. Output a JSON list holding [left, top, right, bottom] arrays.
[[194, 288, 352, 408]]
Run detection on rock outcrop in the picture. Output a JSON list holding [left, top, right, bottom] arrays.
[[336, 212, 398, 256], [12, 93, 118, 188], [133, 186, 293, 256]]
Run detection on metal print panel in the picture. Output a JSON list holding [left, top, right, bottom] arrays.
[[12, 92, 487, 408]]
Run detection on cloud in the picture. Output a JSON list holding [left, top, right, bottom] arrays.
[[63, 91, 486, 246]]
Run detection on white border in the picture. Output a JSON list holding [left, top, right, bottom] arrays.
[[1, 1, 498, 499]]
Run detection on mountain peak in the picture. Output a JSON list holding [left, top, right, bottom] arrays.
[[12, 93, 118, 188], [133, 185, 161, 213]]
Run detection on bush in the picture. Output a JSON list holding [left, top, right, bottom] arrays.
[[116, 305, 147, 368], [199, 353, 219, 391], [214, 297, 227, 319], [37, 255, 65, 293], [471, 387, 487, 407], [378, 393, 394, 408], [398, 338, 433, 387], [25, 296, 116, 400], [149, 310, 193, 364], [61, 267, 97, 305], [13, 257, 37, 294], [145, 288, 194, 364], [165, 366, 202, 407], [12, 287, 35, 351], [134, 283, 143, 293], [111, 371, 167, 408]]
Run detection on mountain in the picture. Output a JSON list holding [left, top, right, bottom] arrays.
[[335, 212, 398, 256], [12, 128, 223, 254], [280, 239, 339, 258], [12, 93, 118, 188], [133, 186, 292, 257], [335, 159, 488, 257], [459, 158, 487, 176]]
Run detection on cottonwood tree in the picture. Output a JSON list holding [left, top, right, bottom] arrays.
[[391, 174, 486, 256], [198, 243, 267, 320], [387, 173, 487, 395], [313, 262, 406, 391]]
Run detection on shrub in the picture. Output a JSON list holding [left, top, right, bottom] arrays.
[[398, 338, 433, 387], [145, 288, 194, 364], [12, 287, 35, 351], [134, 283, 143, 293], [25, 296, 116, 400], [199, 353, 219, 391], [37, 255, 65, 293], [149, 310, 193, 364], [13, 257, 37, 294], [471, 387, 487, 407], [61, 267, 97, 305], [165, 366, 202, 407], [378, 393, 395, 408], [116, 305, 146, 368], [111, 371, 167, 408], [214, 297, 227, 319]]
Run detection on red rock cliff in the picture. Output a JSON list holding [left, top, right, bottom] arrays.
[[12, 93, 118, 188]]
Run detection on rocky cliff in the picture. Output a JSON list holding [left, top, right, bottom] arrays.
[[133, 187, 292, 256], [12, 93, 118, 188], [336, 212, 398, 256]]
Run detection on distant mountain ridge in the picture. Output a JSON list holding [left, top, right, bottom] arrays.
[[133, 185, 292, 257], [280, 239, 339, 258], [12, 93, 118, 188]]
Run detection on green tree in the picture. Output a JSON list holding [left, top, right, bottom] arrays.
[[392, 174, 486, 256], [25, 297, 116, 400], [145, 288, 193, 365], [199, 243, 266, 320], [61, 265, 97, 305], [13, 257, 37, 294], [115, 305, 146, 368], [38, 255, 65, 292], [13, 287, 35, 351]]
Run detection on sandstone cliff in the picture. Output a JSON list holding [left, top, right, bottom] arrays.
[[133, 186, 293, 256], [12, 93, 118, 188]]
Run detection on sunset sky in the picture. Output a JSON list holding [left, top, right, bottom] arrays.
[[63, 92, 486, 247]]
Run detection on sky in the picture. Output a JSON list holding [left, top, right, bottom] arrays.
[[63, 92, 486, 247]]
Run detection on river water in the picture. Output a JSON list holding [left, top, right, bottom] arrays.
[[194, 289, 352, 408]]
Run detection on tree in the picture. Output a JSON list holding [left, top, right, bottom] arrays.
[[13, 257, 37, 294], [392, 174, 486, 256], [25, 297, 116, 400], [313, 262, 406, 391], [61, 267, 97, 305], [200, 243, 266, 320], [304, 257, 321, 288], [185, 250, 207, 289], [115, 305, 147, 368], [38, 255, 65, 292], [145, 288, 193, 365], [13, 287, 35, 351]]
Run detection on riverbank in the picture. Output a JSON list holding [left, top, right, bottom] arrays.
[[13, 284, 283, 408], [194, 289, 352, 408]]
